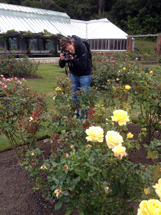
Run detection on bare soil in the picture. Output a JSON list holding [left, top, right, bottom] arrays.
[[0, 123, 159, 215]]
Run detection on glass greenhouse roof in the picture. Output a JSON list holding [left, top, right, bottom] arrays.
[[0, 3, 70, 22], [0, 3, 128, 41]]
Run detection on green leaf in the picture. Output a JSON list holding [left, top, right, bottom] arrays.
[[51, 161, 58, 167], [153, 164, 161, 179], [65, 210, 73, 215], [79, 210, 85, 215], [75, 170, 86, 178], [73, 176, 81, 185], [66, 204, 74, 210], [55, 201, 63, 211], [89, 155, 95, 165], [147, 151, 156, 160], [102, 169, 107, 178]]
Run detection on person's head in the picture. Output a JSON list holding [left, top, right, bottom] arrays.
[[60, 36, 75, 55]]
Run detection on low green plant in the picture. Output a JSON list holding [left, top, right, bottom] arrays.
[[0, 75, 47, 161]]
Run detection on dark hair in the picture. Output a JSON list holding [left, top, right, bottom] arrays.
[[59, 37, 71, 51]]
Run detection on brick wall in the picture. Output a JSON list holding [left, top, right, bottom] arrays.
[[126, 37, 132, 52]]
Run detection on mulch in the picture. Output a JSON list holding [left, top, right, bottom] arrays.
[[0, 123, 159, 215]]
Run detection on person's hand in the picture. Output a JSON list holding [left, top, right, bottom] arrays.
[[60, 53, 65, 61], [69, 55, 74, 60]]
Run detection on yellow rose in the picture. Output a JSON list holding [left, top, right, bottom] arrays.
[[54, 189, 62, 197], [123, 67, 126, 70], [137, 199, 161, 215], [112, 144, 127, 159], [153, 178, 161, 201], [127, 132, 134, 139], [150, 70, 153, 74], [111, 110, 130, 126], [106, 131, 123, 149], [56, 87, 61, 91], [86, 126, 104, 143], [40, 165, 47, 170], [125, 85, 131, 90]]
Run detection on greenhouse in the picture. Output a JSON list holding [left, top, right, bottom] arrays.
[[0, 3, 129, 54]]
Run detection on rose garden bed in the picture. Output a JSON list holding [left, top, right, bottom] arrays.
[[0, 123, 160, 215], [1, 52, 161, 215]]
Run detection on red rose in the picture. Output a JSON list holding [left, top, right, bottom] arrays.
[[28, 130, 34, 134], [1, 60, 4, 63]]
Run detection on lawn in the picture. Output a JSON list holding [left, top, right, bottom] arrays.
[[26, 64, 66, 110], [134, 38, 157, 52]]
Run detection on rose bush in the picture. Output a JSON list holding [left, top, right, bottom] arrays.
[[0, 75, 47, 161], [0, 52, 38, 77], [92, 53, 161, 143], [22, 108, 152, 215]]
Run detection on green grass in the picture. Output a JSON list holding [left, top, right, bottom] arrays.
[[134, 38, 156, 52], [26, 64, 66, 110]]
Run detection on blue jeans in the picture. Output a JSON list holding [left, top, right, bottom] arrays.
[[70, 73, 91, 119]]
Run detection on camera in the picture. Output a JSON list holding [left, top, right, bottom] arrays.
[[63, 51, 71, 61]]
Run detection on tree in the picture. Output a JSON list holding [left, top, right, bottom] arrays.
[[21, 0, 43, 8], [40, 0, 52, 9]]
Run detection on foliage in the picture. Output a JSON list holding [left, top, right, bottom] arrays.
[[52, 75, 100, 120], [109, 0, 161, 34], [0, 75, 47, 161], [137, 140, 161, 214], [22, 30, 34, 36], [41, 29, 53, 37], [91, 53, 161, 143], [6, 29, 17, 34], [21, 0, 43, 8], [22, 109, 151, 214], [0, 52, 39, 77]]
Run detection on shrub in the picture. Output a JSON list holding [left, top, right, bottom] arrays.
[[0, 75, 47, 161], [0, 52, 38, 77], [22, 110, 151, 215]]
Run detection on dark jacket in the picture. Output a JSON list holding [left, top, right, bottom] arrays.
[[59, 35, 92, 76]]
